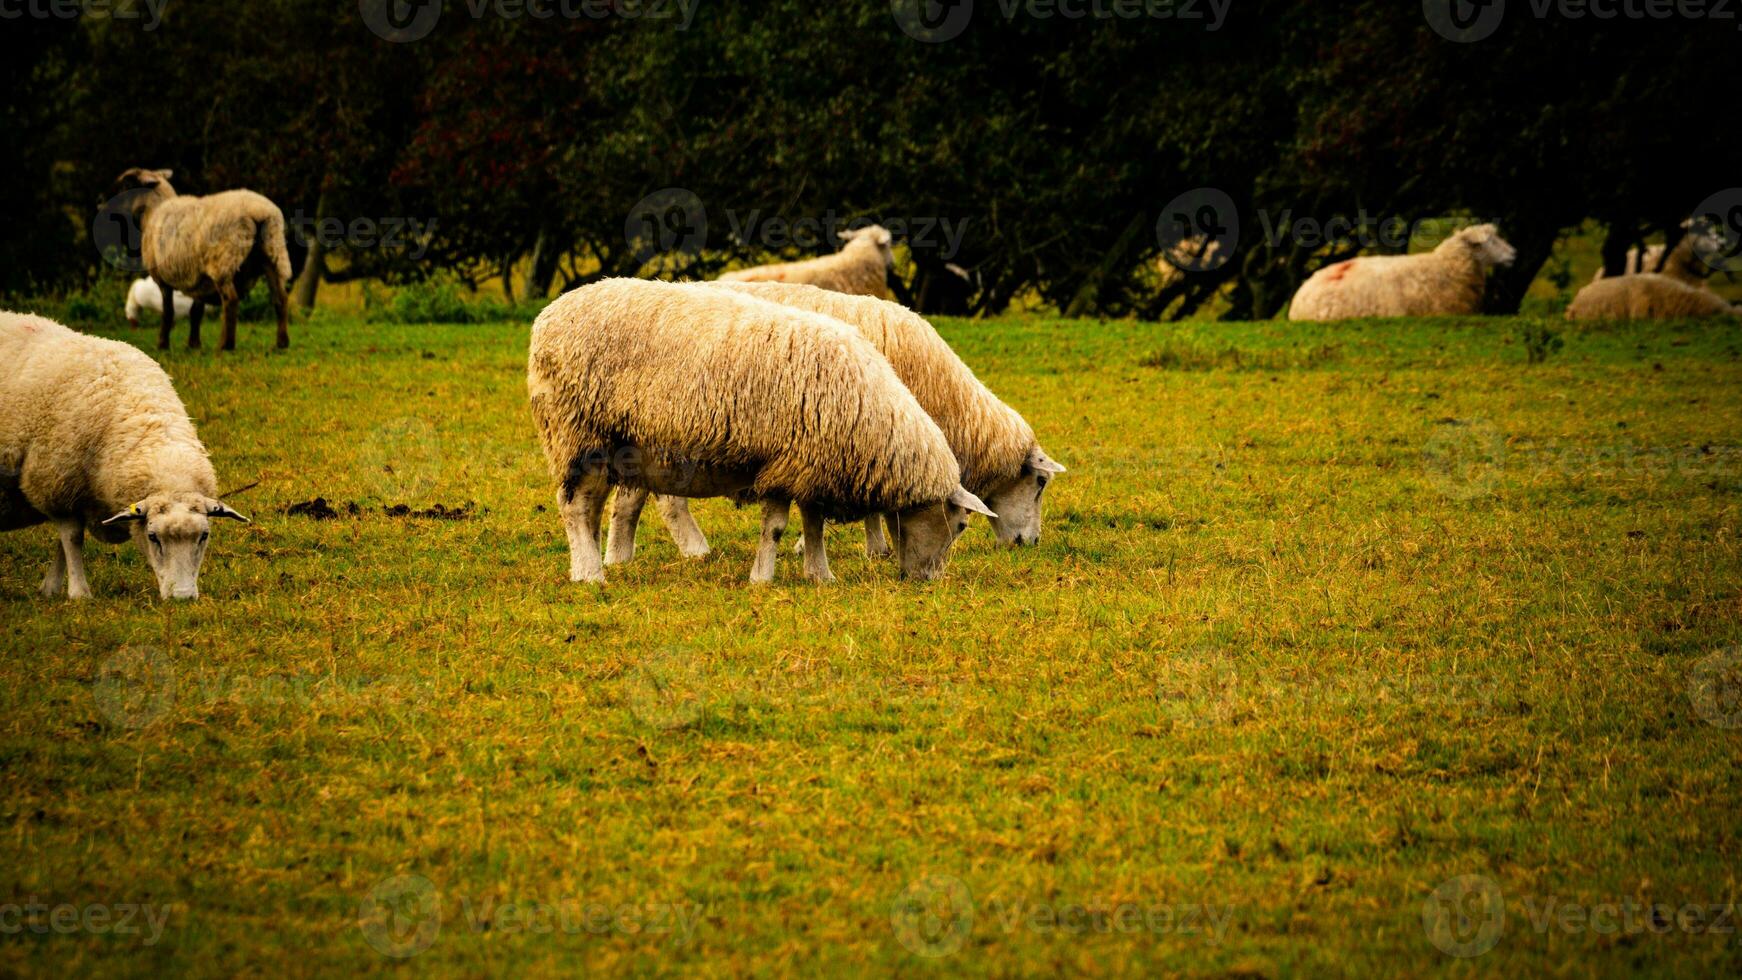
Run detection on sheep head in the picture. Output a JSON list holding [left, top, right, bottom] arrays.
[[982, 445, 1066, 547], [1444, 223, 1517, 270], [890, 486, 996, 580], [101, 492, 248, 600], [104, 168, 177, 216], [840, 225, 896, 268]]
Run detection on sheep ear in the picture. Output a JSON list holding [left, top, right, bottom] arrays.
[[874, 228, 892, 246], [1026, 447, 1066, 475], [949, 486, 996, 519], [156, 169, 173, 182], [207, 502, 250, 523], [102, 502, 149, 526], [838, 228, 857, 242]]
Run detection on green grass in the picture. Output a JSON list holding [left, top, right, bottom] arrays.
[[3, 312, 1741, 977]]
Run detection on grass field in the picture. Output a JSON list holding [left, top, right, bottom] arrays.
[[3, 310, 1741, 976]]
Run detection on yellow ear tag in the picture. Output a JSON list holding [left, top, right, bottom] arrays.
[[130, 502, 147, 516]]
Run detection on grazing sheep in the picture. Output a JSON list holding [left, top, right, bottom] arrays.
[[527, 278, 994, 585], [1, 312, 249, 600], [124, 277, 193, 327], [1288, 224, 1517, 321], [1591, 221, 1722, 287], [608, 282, 1065, 566], [718, 225, 895, 300], [106, 168, 292, 351], [1565, 273, 1739, 321]]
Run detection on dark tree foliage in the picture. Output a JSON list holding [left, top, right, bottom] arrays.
[[7, 0, 1736, 317]]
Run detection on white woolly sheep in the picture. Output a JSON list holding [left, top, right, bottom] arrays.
[[718, 225, 895, 299], [107, 168, 293, 351], [526, 278, 995, 585], [124, 277, 193, 327], [607, 282, 1065, 567], [1288, 224, 1517, 321], [0, 312, 249, 600], [1565, 273, 1739, 321]]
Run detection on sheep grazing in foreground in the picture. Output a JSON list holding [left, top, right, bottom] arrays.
[[106, 168, 293, 351], [1565, 273, 1739, 321], [527, 278, 995, 585], [1287, 224, 1517, 321], [0, 312, 249, 600], [718, 225, 895, 300], [606, 282, 1065, 567], [124, 277, 194, 327]]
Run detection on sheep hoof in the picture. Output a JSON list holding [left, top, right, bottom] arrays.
[[866, 542, 892, 559]]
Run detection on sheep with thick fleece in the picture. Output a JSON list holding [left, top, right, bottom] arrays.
[[1565, 273, 1738, 321], [107, 168, 292, 351], [718, 225, 895, 299], [1288, 224, 1517, 321], [0, 312, 249, 600], [608, 282, 1065, 566], [124, 277, 193, 327], [527, 278, 994, 585]]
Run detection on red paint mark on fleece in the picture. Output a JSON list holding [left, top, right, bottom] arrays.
[[1324, 260, 1356, 283]]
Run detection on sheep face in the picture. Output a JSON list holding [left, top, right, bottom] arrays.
[[841, 226, 895, 268], [101, 492, 248, 600], [105, 168, 176, 217], [1454, 224, 1517, 270], [983, 446, 1067, 547], [892, 487, 996, 580]]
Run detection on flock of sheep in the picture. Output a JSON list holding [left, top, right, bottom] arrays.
[[3, 171, 1736, 601]]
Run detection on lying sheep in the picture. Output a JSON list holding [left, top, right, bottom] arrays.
[[1288, 224, 1517, 321], [527, 278, 994, 585], [1565, 273, 1739, 321], [124, 277, 193, 327], [718, 225, 895, 300], [607, 282, 1065, 566], [1, 312, 249, 600], [106, 168, 292, 351]]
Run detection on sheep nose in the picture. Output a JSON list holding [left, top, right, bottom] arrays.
[[168, 587, 198, 601]]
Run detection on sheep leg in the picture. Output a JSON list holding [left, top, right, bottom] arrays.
[[265, 261, 290, 349], [654, 495, 710, 558], [605, 486, 649, 566], [750, 498, 790, 585], [218, 280, 240, 352], [884, 513, 902, 558], [864, 514, 893, 558], [799, 503, 834, 584], [57, 521, 91, 600], [187, 301, 204, 349], [40, 535, 66, 598], [156, 280, 175, 350], [559, 476, 609, 585]]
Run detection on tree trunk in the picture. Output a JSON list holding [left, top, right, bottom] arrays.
[[291, 188, 330, 311], [1487, 221, 1563, 314], [527, 227, 562, 300], [1064, 213, 1147, 319]]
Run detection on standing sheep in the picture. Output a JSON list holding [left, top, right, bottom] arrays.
[[527, 278, 994, 585], [607, 282, 1065, 566], [1, 312, 249, 600], [718, 225, 895, 300], [1565, 273, 1739, 321], [106, 168, 293, 351], [125, 277, 194, 327], [1288, 224, 1517, 321]]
